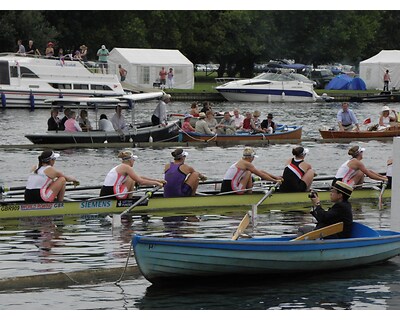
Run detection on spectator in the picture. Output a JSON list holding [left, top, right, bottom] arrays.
[[111, 105, 130, 133], [98, 114, 114, 132], [167, 67, 174, 89], [45, 42, 55, 57], [80, 45, 88, 62], [97, 45, 109, 74], [47, 108, 62, 131], [152, 94, 170, 126], [119, 64, 128, 82], [337, 102, 360, 132], [26, 40, 41, 56], [78, 110, 93, 131], [159, 67, 167, 90], [64, 111, 82, 132], [383, 69, 391, 92], [232, 109, 245, 130], [16, 40, 25, 55], [261, 113, 277, 134]]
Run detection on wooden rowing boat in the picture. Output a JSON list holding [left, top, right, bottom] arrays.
[[25, 120, 180, 144], [179, 125, 302, 143], [319, 127, 400, 139], [0, 187, 390, 219], [132, 222, 400, 284]]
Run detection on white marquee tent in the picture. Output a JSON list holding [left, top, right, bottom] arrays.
[[108, 48, 194, 89], [359, 50, 400, 90]]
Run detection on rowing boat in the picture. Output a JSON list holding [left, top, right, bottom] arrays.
[[179, 125, 302, 143], [132, 222, 400, 284], [319, 127, 400, 139], [0, 187, 390, 220]]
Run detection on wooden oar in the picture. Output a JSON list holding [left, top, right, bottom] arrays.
[[292, 222, 344, 241], [232, 182, 280, 240], [379, 183, 387, 210], [112, 185, 162, 228]]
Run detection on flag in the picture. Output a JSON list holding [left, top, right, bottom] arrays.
[[363, 118, 371, 125]]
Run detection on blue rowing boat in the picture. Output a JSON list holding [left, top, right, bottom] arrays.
[[132, 222, 400, 284]]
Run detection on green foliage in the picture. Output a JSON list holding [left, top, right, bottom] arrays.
[[1, 10, 399, 76]]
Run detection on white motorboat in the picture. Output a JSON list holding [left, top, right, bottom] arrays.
[[0, 53, 128, 109], [215, 72, 320, 103]]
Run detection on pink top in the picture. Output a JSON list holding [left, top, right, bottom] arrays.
[[64, 119, 82, 132], [182, 121, 195, 132]]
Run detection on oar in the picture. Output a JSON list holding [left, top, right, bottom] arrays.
[[291, 222, 344, 241], [232, 182, 280, 240], [378, 183, 387, 210], [112, 185, 162, 228], [1, 182, 85, 194]]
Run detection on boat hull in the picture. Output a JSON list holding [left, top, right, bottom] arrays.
[[320, 128, 400, 139], [25, 121, 180, 144], [132, 226, 400, 283], [0, 187, 390, 219], [180, 126, 302, 142]]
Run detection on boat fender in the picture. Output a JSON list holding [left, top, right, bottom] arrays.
[[281, 92, 285, 101], [149, 135, 153, 143], [1, 92, 6, 108], [29, 92, 35, 111]]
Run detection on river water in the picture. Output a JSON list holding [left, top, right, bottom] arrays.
[[0, 100, 400, 311]]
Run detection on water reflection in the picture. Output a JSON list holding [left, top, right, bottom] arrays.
[[134, 258, 400, 310]]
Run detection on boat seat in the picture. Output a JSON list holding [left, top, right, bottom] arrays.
[[350, 222, 380, 238]]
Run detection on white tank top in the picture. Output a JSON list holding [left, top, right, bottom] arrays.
[[26, 166, 52, 190], [223, 162, 246, 180], [382, 116, 390, 126], [335, 159, 358, 186], [103, 165, 127, 187]]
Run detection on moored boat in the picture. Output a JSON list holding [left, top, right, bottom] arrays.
[[0, 53, 128, 109], [0, 186, 390, 219], [179, 125, 302, 143], [215, 73, 319, 103], [132, 222, 400, 284], [25, 120, 181, 144], [319, 127, 400, 140]]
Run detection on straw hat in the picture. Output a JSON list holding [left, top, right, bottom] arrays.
[[332, 181, 353, 197]]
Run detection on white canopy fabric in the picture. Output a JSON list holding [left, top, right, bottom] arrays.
[[108, 48, 194, 89], [359, 50, 400, 90]]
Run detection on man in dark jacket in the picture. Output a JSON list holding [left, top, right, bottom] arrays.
[[299, 180, 354, 238]]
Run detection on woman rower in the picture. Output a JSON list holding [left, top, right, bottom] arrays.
[[333, 146, 388, 188], [279, 146, 315, 193], [100, 150, 165, 199], [221, 147, 281, 194], [24, 150, 79, 203], [163, 148, 207, 197]]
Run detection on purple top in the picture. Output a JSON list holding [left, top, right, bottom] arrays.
[[164, 162, 192, 197]]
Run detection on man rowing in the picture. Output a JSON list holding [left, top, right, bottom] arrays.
[[221, 147, 281, 194], [100, 150, 165, 200], [337, 102, 360, 132], [24, 150, 79, 203]]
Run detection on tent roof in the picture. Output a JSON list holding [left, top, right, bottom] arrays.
[[110, 48, 193, 65], [360, 50, 400, 64]]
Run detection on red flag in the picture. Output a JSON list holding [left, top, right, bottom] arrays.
[[363, 118, 371, 125]]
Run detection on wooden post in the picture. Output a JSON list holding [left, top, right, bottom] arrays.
[[391, 137, 400, 231]]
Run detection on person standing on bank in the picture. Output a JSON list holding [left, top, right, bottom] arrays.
[[25, 150, 79, 203], [279, 146, 315, 193], [383, 69, 391, 92], [337, 102, 360, 132], [163, 148, 207, 197], [221, 147, 281, 194], [167, 67, 174, 89], [152, 94, 170, 126], [297, 181, 354, 239], [159, 66, 167, 90], [118, 64, 127, 82]]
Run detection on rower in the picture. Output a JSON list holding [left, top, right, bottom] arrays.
[[100, 150, 165, 200], [24, 150, 79, 203]]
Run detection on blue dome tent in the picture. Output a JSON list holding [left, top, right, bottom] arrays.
[[326, 74, 366, 90]]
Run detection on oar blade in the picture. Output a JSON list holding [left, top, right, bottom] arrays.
[[231, 214, 250, 240]]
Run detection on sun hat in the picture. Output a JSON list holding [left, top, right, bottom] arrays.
[[198, 112, 206, 118], [161, 94, 171, 101], [184, 113, 193, 119], [253, 110, 261, 117], [47, 42, 54, 47], [292, 146, 309, 157], [267, 113, 273, 119], [332, 181, 353, 197], [40, 150, 60, 162], [172, 148, 188, 160], [243, 147, 258, 158], [382, 105, 390, 113], [101, 45, 106, 49], [348, 146, 365, 157]]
